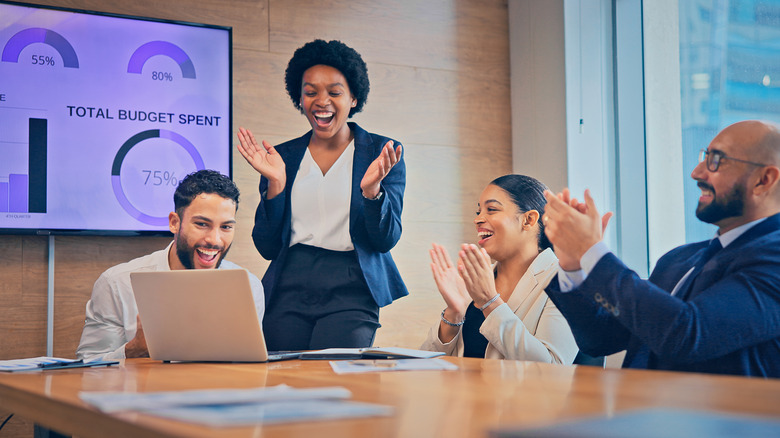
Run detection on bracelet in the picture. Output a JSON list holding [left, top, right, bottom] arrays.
[[361, 190, 383, 201], [478, 293, 501, 311], [440, 310, 465, 327]]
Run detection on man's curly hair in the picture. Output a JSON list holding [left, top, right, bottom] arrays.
[[174, 170, 239, 217], [285, 39, 369, 118]]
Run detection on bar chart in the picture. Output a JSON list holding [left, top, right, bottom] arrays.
[[1, 118, 47, 214]]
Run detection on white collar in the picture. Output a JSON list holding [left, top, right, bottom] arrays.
[[716, 217, 767, 248]]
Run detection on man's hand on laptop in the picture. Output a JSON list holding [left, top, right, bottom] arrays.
[[125, 315, 150, 358]]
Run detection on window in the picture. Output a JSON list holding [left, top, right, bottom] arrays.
[[564, 0, 651, 276], [679, 0, 780, 242]]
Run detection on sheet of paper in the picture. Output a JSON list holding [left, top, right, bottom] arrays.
[[80, 384, 352, 413], [330, 358, 459, 374], [149, 400, 393, 426], [80, 384, 393, 426], [0, 357, 79, 372]]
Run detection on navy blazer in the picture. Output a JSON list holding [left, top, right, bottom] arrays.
[[546, 212, 780, 377], [252, 122, 408, 307]]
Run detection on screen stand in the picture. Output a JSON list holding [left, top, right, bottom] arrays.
[[47, 235, 55, 356]]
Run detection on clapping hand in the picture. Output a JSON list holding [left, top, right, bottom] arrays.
[[430, 243, 470, 317], [458, 244, 500, 310], [360, 140, 402, 199], [236, 127, 286, 198], [542, 189, 613, 271]]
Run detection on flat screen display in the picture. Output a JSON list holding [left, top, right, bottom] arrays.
[[0, 1, 232, 234]]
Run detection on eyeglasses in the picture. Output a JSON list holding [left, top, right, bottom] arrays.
[[698, 149, 768, 172]]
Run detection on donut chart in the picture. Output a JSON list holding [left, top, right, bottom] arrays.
[[111, 129, 205, 226]]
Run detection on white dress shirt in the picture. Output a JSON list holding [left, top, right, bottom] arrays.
[[289, 141, 355, 251], [76, 242, 264, 362], [558, 217, 768, 292]]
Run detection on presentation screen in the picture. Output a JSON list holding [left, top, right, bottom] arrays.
[[0, 1, 232, 235]]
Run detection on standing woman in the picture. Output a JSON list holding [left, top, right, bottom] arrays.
[[421, 175, 577, 363], [236, 39, 407, 351]]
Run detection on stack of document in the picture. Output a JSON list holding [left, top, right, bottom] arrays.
[[79, 384, 393, 427], [0, 357, 117, 372]]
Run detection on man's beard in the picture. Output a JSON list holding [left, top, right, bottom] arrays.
[[175, 235, 229, 269], [695, 181, 746, 225]]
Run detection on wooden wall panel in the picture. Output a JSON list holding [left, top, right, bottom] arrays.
[[269, 0, 509, 73], [52, 236, 171, 357], [234, 50, 513, 149], [0, 236, 47, 437], [233, 50, 312, 139], [21, 0, 269, 52], [0, 236, 47, 359], [404, 141, 511, 217], [0, 0, 512, 370], [353, 62, 512, 148]]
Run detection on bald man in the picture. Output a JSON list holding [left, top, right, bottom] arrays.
[[541, 120, 780, 377]]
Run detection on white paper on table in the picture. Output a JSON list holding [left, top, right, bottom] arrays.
[[79, 384, 351, 413], [149, 399, 394, 426], [330, 358, 459, 374], [0, 357, 79, 372]]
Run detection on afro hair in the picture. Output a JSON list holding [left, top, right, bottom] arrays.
[[285, 39, 369, 118]]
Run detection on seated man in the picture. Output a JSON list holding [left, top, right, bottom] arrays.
[[541, 120, 780, 377], [77, 170, 264, 361]]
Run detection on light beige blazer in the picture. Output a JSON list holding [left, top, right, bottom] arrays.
[[420, 248, 578, 364]]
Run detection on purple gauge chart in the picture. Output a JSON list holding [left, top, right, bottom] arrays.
[[127, 41, 195, 79], [111, 129, 205, 226], [1, 27, 79, 68]]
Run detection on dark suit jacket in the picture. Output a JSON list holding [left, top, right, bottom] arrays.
[[252, 122, 408, 307], [546, 212, 780, 377]]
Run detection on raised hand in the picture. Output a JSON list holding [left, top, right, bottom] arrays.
[[458, 244, 501, 310], [546, 188, 586, 271], [236, 127, 286, 198], [360, 140, 402, 199], [430, 243, 470, 317], [542, 189, 613, 270]]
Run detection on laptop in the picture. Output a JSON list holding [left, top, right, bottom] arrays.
[[130, 269, 300, 363]]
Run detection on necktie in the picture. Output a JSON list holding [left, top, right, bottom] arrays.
[[674, 238, 723, 301], [625, 238, 723, 370]]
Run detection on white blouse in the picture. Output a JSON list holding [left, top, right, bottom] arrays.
[[289, 140, 355, 251]]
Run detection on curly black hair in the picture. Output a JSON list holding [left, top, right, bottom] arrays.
[[174, 169, 239, 217], [285, 39, 369, 117]]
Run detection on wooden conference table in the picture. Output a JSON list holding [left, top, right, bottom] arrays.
[[0, 357, 779, 437]]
